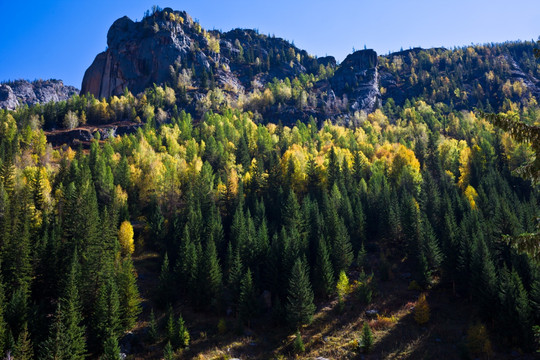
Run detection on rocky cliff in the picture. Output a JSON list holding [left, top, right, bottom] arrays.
[[330, 49, 380, 113], [81, 8, 318, 99], [80, 8, 380, 120], [80, 8, 539, 121], [0, 79, 79, 110]]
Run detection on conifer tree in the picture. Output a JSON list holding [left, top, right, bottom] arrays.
[[163, 341, 174, 360], [176, 315, 190, 348], [117, 258, 141, 330], [61, 251, 87, 359], [357, 241, 367, 270], [314, 236, 334, 298], [238, 269, 258, 326], [0, 264, 5, 356], [166, 310, 175, 346], [470, 237, 497, 320], [92, 275, 121, 349], [201, 238, 223, 310], [147, 308, 158, 343], [41, 304, 68, 359], [286, 259, 315, 329], [332, 219, 354, 275], [327, 147, 341, 190], [158, 253, 174, 306], [227, 246, 243, 310], [14, 323, 33, 360], [361, 322, 373, 353], [498, 268, 533, 347], [293, 330, 305, 353], [101, 334, 121, 360], [5, 287, 28, 341]]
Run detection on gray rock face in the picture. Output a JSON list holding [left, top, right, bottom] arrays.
[[330, 49, 381, 113], [80, 8, 383, 121], [81, 9, 321, 100], [0, 80, 78, 110], [81, 10, 242, 99]]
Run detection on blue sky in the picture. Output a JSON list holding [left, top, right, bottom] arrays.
[[0, 0, 538, 88]]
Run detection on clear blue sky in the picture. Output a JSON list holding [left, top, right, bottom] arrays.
[[0, 0, 538, 88]]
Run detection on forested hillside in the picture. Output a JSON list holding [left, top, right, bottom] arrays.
[[0, 6, 539, 360]]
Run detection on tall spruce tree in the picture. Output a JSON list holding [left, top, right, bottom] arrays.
[[286, 259, 315, 329], [61, 251, 87, 359], [238, 268, 258, 326], [201, 237, 223, 311], [314, 236, 334, 298], [92, 275, 121, 350], [117, 258, 141, 330]]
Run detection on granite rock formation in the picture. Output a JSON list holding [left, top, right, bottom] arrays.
[[0, 79, 78, 110]]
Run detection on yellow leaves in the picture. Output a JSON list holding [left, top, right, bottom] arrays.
[[368, 109, 389, 128], [207, 34, 220, 54], [438, 138, 468, 179], [374, 143, 421, 187], [336, 271, 351, 299], [467, 323, 493, 357], [458, 145, 471, 190], [414, 293, 430, 325], [1, 113, 17, 142], [63, 147, 76, 161], [464, 185, 479, 210], [118, 220, 135, 256]]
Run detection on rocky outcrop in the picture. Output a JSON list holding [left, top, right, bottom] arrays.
[[81, 9, 323, 99], [81, 10, 241, 99], [45, 122, 142, 147], [0, 80, 78, 110], [330, 49, 380, 113]]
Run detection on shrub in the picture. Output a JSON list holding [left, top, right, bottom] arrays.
[[369, 314, 397, 331]]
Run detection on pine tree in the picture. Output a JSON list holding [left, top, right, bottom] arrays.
[[314, 236, 334, 298], [40, 304, 69, 360], [293, 330, 305, 353], [148, 308, 158, 343], [166, 310, 175, 346], [498, 268, 533, 347], [176, 315, 190, 348], [177, 226, 199, 301], [158, 253, 174, 307], [238, 268, 258, 326], [92, 275, 121, 349], [117, 258, 141, 330], [357, 241, 367, 270], [286, 259, 315, 329], [361, 322, 373, 353], [101, 334, 121, 360], [236, 131, 250, 171], [0, 265, 5, 356], [227, 246, 243, 311], [5, 287, 28, 341], [61, 251, 87, 359], [201, 238, 223, 311], [470, 237, 497, 320], [163, 341, 174, 360], [332, 219, 354, 275], [327, 146, 341, 190], [14, 323, 33, 360]]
